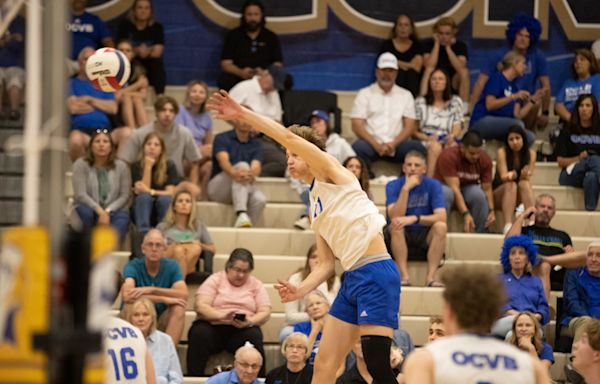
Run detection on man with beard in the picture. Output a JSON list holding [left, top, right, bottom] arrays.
[[507, 193, 581, 297], [351, 52, 425, 177], [218, 0, 284, 91]]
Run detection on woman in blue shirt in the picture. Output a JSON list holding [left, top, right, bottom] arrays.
[[507, 311, 554, 371], [470, 50, 540, 144]]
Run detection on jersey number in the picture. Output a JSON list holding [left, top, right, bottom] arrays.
[[108, 347, 139, 380]]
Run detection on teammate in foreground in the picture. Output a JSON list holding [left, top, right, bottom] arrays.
[[571, 318, 600, 383], [403, 265, 550, 384], [208, 90, 401, 384]]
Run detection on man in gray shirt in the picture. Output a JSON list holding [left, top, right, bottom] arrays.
[[120, 95, 201, 197]]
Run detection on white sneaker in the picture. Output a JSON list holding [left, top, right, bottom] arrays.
[[294, 216, 310, 230], [503, 223, 512, 234], [234, 212, 252, 228]]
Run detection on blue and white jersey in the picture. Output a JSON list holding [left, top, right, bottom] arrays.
[[309, 178, 386, 270], [105, 317, 148, 384], [425, 333, 535, 384]]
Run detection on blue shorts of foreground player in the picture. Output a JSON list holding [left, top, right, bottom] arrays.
[[329, 255, 400, 329]]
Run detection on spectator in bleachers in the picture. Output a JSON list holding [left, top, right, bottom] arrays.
[[555, 49, 600, 123], [311, 110, 355, 164], [120, 95, 201, 197], [469, 13, 550, 131], [71, 129, 130, 243], [257, 131, 287, 177], [571, 318, 600, 383], [351, 52, 425, 176], [493, 125, 536, 234], [229, 68, 282, 122], [68, 0, 114, 60], [379, 14, 423, 97], [187, 248, 271, 377], [507, 194, 578, 298], [218, 0, 284, 91], [117, 0, 166, 95], [279, 244, 341, 341], [175, 80, 214, 200], [592, 39, 600, 66], [121, 229, 187, 345], [414, 69, 464, 176], [385, 150, 447, 287], [560, 242, 600, 343], [157, 189, 216, 276], [491, 235, 549, 339], [131, 132, 178, 254], [124, 297, 184, 384], [208, 118, 266, 228], [428, 315, 446, 342], [206, 343, 263, 384], [68, 47, 132, 162], [342, 156, 372, 200], [265, 332, 313, 384], [556, 94, 600, 211], [507, 311, 554, 370], [115, 39, 149, 128], [421, 17, 469, 104], [434, 131, 494, 233], [0, 12, 24, 120], [469, 50, 539, 145], [293, 290, 331, 365], [337, 341, 403, 384]]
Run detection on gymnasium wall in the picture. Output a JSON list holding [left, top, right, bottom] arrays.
[[90, 0, 600, 95]]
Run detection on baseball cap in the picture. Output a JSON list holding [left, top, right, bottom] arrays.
[[377, 52, 399, 70], [310, 110, 329, 122]]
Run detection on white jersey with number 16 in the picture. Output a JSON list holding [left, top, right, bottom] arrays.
[[104, 317, 148, 384]]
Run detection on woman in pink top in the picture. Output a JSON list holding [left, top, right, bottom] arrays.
[[186, 248, 271, 377]]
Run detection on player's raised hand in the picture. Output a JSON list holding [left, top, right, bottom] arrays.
[[207, 90, 243, 121], [275, 279, 300, 303]]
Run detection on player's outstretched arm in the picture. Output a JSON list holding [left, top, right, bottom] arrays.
[[208, 90, 348, 182]]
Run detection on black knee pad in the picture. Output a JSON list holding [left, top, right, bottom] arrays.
[[360, 335, 397, 384]]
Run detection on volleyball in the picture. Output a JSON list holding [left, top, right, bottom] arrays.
[[85, 47, 131, 92]]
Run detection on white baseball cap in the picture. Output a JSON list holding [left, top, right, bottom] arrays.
[[377, 52, 399, 70]]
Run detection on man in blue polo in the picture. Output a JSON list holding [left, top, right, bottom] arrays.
[[207, 118, 266, 228], [385, 150, 447, 287], [385, 151, 447, 286]]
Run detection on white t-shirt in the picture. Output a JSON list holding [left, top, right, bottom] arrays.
[[310, 178, 386, 270], [230, 76, 283, 122], [350, 82, 416, 143], [104, 317, 148, 384], [425, 333, 535, 384], [325, 133, 356, 164]]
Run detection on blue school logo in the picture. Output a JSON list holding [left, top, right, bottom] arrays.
[[312, 196, 323, 219]]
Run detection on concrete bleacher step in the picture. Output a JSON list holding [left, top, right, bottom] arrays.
[[197, 200, 600, 237]]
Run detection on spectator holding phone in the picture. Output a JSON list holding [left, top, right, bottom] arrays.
[[187, 248, 271, 377], [556, 94, 600, 211]]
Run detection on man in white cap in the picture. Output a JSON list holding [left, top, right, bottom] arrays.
[[350, 52, 425, 176]]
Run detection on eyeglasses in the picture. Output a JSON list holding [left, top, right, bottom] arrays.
[[143, 242, 165, 249], [95, 129, 109, 134], [236, 362, 260, 370], [285, 344, 306, 351], [230, 266, 250, 274]]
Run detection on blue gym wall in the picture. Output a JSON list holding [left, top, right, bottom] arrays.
[[94, 0, 600, 95]]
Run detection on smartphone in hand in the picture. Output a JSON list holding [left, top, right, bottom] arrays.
[[234, 313, 246, 322]]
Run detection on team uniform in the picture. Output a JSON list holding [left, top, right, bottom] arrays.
[[104, 317, 148, 384], [309, 178, 400, 328], [425, 334, 535, 384]]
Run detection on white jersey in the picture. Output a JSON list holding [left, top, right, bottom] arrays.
[[104, 317, 148, 384], [425, 334, 535, 384], [309, 178, 386, 270]]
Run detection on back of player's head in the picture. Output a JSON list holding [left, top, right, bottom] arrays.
[[585, 318, 600, 351], [461, 131, 483, 148], [289, 124, 326, 151], [441, 265, 506, 334]]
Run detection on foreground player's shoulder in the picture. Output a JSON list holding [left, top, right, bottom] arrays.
[[403, 348, 434, 384]]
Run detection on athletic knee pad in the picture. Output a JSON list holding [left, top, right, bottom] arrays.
[[360, 335, 396, 384]]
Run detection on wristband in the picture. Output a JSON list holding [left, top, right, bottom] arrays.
[[461, 210, 470, 217]]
